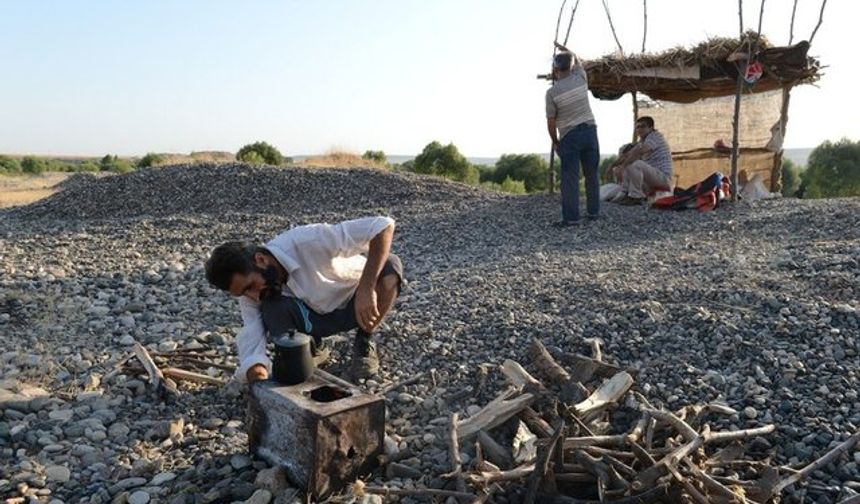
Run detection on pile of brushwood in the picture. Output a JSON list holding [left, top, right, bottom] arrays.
[[352, 339, 860, 504]]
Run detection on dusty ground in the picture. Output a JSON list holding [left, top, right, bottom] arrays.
[[0, 173, 71, 209]]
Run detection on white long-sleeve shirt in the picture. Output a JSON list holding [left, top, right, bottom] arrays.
[[234, 216, 394, 381]]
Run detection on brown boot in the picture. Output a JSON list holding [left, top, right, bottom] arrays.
[[349, 331, 379, 380]]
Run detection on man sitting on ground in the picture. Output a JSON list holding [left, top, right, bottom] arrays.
[[205, 216, 404, 383], [610, 116, 673, 205]]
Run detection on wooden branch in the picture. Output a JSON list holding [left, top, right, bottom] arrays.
[[102, 353, 135, 382], [520, 407, 555, 438], [162, 367, 226, 386], [542, 484, 670, 504], [530, 338, 571, 384], [631, 434, 704, 491], [380, 373, 423, 394], [132, 342, 178, 399], [500, 359, 544, 390], [573, 372, 633, 416], [788, 0, 798, 44], [772, 428, 860, 496], [443, 413, 467, 493], [469, 463, 535, 486], [525, 420, 565, 504], [457, 388, 535, 441], [666, 463, 709, 504], [359, 484, 476, 500], [561, 434, 628, 451], [685, 460, 748, 503], [644, 408, 698, 442], [584, 338, 602, 362], [476, 430, 514, 469], [705, 424, 776, 444]]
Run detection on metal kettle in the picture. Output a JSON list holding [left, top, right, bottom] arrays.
[[272, 331, 315, 385]]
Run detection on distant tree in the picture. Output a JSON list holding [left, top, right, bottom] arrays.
[[237, 141, 284, 165], [781, 158, 802, 197], [493, 154, 547, 192], [0, 156, 21, 174], [100, 154, 135, 173], [138, 153, 165, 168], [362, 150, 387, 164], [412, 141, 479, 185], [499, 176, 527, 194], [798, 138, 860, 199], [476, 164, 496, 183], [78, 161, 100, 172], [21, 157, 48, 174]]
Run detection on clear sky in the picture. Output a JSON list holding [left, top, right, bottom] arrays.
[[1, 1, 857, 158]]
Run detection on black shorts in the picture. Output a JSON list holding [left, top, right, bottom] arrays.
[[260, 254, 404, 343]]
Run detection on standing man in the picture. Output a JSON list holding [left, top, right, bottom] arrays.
[[545, 51, 600, 226], [204, 216, 404, 383], [610, 116, 673, 205]]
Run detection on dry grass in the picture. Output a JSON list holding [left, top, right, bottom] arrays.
[[298, 150, 387, 169], [0, 172, 71, 208]]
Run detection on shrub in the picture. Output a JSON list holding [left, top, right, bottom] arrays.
[[362, 150, 387, 164], [481, 176, 527, 194], [493, 154, 548, 192], [781, 158, 802, 197], [100, 155, 135, 173], [0, 156, 21, 174], [21, 157, 49, 174], [237, 141, 284, 165], [798, 138, 860, 199], [77, 161, 100, 172], [412, 141, 479, 185], [138, 153, 165, 168]]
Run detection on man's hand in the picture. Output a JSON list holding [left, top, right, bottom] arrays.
[[354, 284, 380, 332], [246, 364, 269, 383], [552, 140, 560, 153]]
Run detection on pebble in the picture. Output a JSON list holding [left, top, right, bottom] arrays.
[[45, 465, 70, 483], [128, 490, 150, 504]]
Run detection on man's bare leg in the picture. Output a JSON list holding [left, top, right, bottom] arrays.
[[350, 272, 401, 379]]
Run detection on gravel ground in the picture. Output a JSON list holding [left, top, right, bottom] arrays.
[[1, 164, 858, 504]]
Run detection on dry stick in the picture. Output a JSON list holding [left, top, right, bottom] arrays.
[[631, 434, 705, 491], [808, 0, 828, 44], [530, 338, 571, 384], [573, 371, 633, 416], [566, 406, 596, 437], [470, 483, 502, 504], [162, 367, 226, 386], [666, 463, 709, 504], [521, 407, 555, 438], [705, 424, 776, 444], [630, 441, 657, 468], [380, 373, 422, 394], [772, 428, 860, 496], [501, 359, 544, 390], [470, 463, 535, 485], [645, 408, 698, 442], [132, 342, 177, 398], [757, 0, 766, 36], [543, 483, 670, 504], [601, 0, 624, 57], [360, 485, 476, 500], [171, 356, 235, 372], [102, 353, 135, 382], [476, 430, 515, 469], [685, 460, 748, 504], [525, 420, 565, 504], [443, 413, 467, 493], [457, 388, 535, 441]]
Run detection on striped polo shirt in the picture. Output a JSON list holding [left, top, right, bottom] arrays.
[[545, 64, 596, 140], [641, 130, 673, 179]]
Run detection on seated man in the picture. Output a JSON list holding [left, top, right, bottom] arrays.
[[610, 116, 673, 205], [204, 216, 404, 383]]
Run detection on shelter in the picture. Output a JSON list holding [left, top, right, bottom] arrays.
[[584, 33, 822, 191]]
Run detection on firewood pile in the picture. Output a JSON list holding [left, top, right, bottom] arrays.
[[355, 338, 860, 504]]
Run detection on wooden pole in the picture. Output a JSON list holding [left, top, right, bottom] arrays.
[[809, 0, 828, 44], [757, 0, 766, 36], [730, 0, 745, 202], [788, 0, 798, 44]]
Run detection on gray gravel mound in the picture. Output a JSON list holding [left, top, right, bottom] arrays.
[[0, 166, 858, 503], [9, 163, 497, 221]]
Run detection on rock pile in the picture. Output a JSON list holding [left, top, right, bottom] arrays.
[[0, 164, 858, 503]]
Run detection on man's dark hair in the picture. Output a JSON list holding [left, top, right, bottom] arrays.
[[636, 116, 655, 129], [205, 241, 258, 291], [552, 52, 573, 72]]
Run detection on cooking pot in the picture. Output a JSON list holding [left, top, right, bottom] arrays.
[[272, 331, 315, 385]]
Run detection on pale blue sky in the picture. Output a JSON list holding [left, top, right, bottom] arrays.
[[1, 1, 857, 158]]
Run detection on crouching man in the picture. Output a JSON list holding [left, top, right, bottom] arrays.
[[610, 116, 674, 205], [204, 216, 404, 383]]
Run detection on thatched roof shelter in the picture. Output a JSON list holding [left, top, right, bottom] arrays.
[[584, 33, 822, 103]]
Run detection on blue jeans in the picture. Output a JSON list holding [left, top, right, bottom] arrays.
[[558, 123, 600, 222]]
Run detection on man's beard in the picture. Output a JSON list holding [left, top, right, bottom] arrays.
[[257, 265, 283, 302]]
